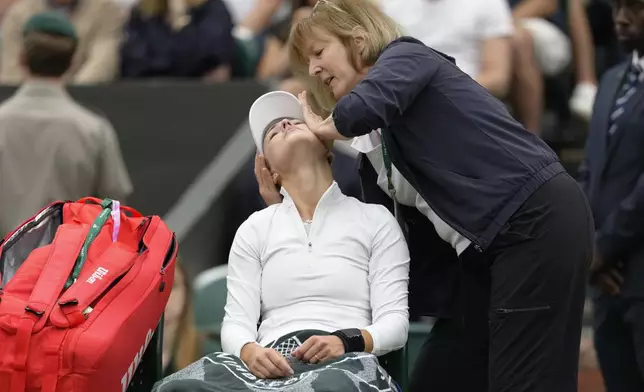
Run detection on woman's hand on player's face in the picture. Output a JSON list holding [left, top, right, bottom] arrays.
[[298, 91, 349, 142]]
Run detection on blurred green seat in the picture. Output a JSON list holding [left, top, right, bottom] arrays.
[[406, 321, 434, 376], [379, 346, 408, 391], [193, 264, 228, 355]]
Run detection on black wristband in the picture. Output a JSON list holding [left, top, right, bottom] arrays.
[[331, 328, 365, 353]]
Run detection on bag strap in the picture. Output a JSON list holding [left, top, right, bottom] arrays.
[[51, 244, 138, 328], [10, 225, 87, 392], [64, 199, 114, 290], [381, 140, 408, 237]]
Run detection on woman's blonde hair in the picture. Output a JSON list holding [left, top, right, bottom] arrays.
[[288, 0, 402, 116]]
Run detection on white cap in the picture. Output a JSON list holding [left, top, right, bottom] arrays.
[[249, 91, 304, 154]]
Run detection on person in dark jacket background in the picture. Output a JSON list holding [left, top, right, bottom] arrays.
[[275, 0, 594, 391], [579, 1, 644, 390], [120, 0, 235, 81]]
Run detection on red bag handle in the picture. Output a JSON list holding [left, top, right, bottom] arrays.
[[75, 197, 143, 218]]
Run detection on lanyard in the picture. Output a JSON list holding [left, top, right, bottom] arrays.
[[381, 139, 407, 237], [381, 140, 397, 204], [64, 199, 114, 289]]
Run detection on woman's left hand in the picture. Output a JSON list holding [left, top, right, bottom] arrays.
[[298, 91, 349, 142], [291, 335, 345, 364]]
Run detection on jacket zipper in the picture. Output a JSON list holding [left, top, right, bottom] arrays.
[[496, 305, 551, 314]]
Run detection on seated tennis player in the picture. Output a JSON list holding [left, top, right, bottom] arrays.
[[152, 91, 409, 392], [223, 91, 409, 375]]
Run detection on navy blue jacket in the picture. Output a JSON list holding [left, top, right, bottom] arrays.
[[333, 37, 564, 251], [120, 0, 235, 78], [579, 60, 644, 297]]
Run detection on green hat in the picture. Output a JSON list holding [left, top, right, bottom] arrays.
[[22, 11, 77, 40]]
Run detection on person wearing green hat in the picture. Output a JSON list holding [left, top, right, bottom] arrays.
[[0, 0, 124, 84], [0, 10, 132, 238]]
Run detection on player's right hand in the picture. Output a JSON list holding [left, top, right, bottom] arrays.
[[240, 343, 294, 379]]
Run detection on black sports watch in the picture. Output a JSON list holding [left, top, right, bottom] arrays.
[[331, 328, 365, 353]]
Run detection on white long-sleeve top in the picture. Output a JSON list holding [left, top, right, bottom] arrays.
[[221, 182, 410, 358]]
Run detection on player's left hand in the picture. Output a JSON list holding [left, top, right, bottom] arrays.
[[291, 335, 345, 364]]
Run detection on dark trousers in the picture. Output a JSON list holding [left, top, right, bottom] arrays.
[[485, 173, 593, 391], [407, 229, 490, 392], [593, 295, 644, 392], [410, 173, 593, 392], [407, 318, 488, 391]]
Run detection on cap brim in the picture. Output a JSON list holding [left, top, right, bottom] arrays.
[[249, 91, 304, 154]]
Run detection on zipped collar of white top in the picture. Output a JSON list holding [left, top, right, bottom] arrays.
[[279, 181, 346, 218]]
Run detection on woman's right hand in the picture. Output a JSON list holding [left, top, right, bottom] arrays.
[[240, 343, 294, 379], [254, 154, 283, 206]]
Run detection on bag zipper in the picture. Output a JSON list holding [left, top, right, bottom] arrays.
[[159, 234, 177, 293], [0, 202, 65, 249], [495, 305, 551, 314]]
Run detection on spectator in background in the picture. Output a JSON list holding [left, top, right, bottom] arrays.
[[120, 0, 235, 81], [0, 11, 132, 236], [0, 0, 18, 55], [380, 0, 514, 98], [0, 0, 124, 84], [579, 0, 644, 389], [112, 0, 138, 14], [568, 0, 598, 120], [163, 261, 200, 376], [508, 0, 570, 134], [255, 0, 315, 94]]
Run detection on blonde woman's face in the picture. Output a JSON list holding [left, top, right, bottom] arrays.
[[306, 31, 364, 99]]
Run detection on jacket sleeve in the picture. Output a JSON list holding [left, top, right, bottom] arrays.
[[332, 41, 441, 138], [596, 173, 644, 264]]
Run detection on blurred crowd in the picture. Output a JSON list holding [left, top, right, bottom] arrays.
[[0, 0, 623, 135]]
